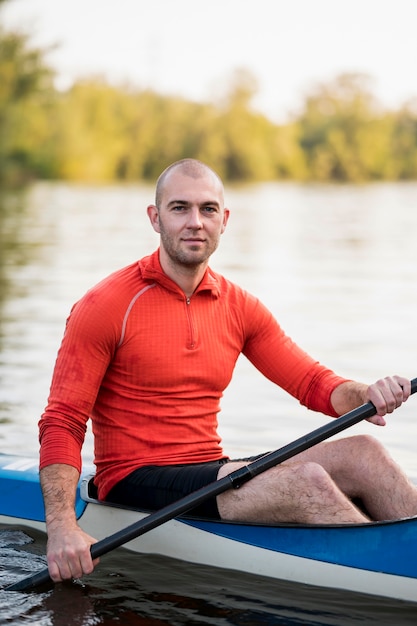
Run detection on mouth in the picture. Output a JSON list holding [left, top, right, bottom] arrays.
[[182, 238, 206, 244]]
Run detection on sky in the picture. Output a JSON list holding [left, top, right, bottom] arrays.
[[2, 0, 417, 122]]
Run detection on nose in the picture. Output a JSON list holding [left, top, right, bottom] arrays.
[[187, 207, 203, 229]]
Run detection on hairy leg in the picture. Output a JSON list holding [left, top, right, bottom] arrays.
[[217, 458, 369, 525], [292, 434, 417, 521], [216, 435, 417, 524]]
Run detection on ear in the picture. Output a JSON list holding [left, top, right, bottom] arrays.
[[147, 204, 161, 233], [221, 208, 230, 234]]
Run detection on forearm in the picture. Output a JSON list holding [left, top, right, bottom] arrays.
[[330, 381, 368, 416], [40, 463, 80, 532], [40, 463, 98, 581]]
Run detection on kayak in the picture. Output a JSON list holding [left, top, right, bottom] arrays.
[[1, 453, 417, 603]]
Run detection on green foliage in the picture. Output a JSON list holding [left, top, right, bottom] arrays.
[[296, 74, 417, 183], [298, 73, 377, 181], [0, 25, 55, 185], [1, 19, 417, 185], [389, 103, 417, 179]]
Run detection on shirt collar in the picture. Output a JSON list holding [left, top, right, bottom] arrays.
[[139, 249, 221, 298]]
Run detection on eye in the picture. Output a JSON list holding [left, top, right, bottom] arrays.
[[202, 205, 218, 213]]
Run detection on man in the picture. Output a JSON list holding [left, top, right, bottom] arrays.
[[39, 158, 416, 583]]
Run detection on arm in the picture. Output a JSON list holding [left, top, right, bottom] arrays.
[[330, 376, 411, 425], [39, 291, 120, 580], [40, 464, 98, 582]]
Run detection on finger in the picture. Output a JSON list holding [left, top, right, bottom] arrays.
[[79, 550, 96, 576], [387, 376, 410, 410], [393, 376, 411, 401], [50, 550, 88, 581], [48, 556, 73, 582], [369, 379, 392, 415], [366, 414, 387, 427], [386, 379, 402, 411], [368, 378, 395, 415], [47, 559, 63, 583]]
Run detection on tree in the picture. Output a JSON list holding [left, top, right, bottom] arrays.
[[389, 102, 417, 179], [0, 24, 55, 185], [297, 73, 385, 182], [215, 69, 278, 181]]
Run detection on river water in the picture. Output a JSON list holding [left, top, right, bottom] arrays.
[[1, 181, 417, 623]]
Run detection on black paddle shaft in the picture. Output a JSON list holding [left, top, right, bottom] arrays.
[[7, 377, 417, 592]]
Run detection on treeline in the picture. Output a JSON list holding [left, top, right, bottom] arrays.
[[1, 21, 417, 186]]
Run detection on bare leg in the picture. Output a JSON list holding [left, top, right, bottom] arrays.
[[296, 434, 417, 520], [217, 435, 417, 524]]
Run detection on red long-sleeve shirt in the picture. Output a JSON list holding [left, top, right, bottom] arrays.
[[39, 250, 347, 499]]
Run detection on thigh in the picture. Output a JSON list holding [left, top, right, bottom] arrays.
[[267, 435, 381, 497], [216, 441, 364, 521], [216, 457, 329, 523], [284, 435, 376, 488]]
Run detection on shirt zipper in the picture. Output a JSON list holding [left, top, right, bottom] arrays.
[[185, 297, 196, 349]]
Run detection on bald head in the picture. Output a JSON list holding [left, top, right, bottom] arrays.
[[155, 159, 224, 208]]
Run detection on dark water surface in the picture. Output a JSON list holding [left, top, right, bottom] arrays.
[[1, 526, 417, 625], [2, 182, 417, 623]]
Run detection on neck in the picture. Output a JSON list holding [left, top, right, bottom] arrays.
[[159, 250, 208, 298]]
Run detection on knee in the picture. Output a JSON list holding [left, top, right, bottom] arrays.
[[351, 434, 389, 458], [289, 461, 333, 492], [339, 434, 395, 473]]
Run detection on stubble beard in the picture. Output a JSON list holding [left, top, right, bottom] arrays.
[[159, 224, 220, 270]]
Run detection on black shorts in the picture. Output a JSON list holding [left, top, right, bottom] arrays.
[[106, 455, 266, 519]]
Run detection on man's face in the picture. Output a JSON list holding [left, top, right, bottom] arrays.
[[148, 170, 229, 268]]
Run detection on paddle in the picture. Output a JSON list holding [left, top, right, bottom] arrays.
[[7, 378, 417, 592]]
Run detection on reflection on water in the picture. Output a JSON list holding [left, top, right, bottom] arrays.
[[0, 189, 39, 328], [0, 188, 45, 432], [1, 181, 417, 623]]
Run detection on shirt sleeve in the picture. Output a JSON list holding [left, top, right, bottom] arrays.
[[39, 290, 119, 472], [241, 296, 347, 416]]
